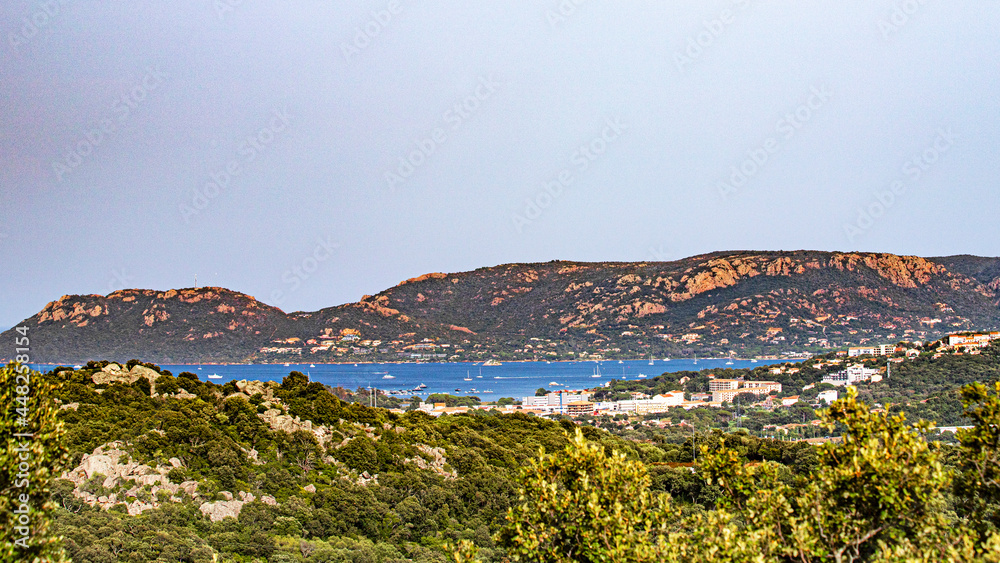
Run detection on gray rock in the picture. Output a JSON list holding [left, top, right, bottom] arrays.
[[199, 500, 245, 522]]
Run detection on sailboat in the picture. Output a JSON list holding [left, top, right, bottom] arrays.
[[648, 354, 654, 365], [592, 364, 602, 378], [464, 371, 473, 381], [726, 358, 734, 365]]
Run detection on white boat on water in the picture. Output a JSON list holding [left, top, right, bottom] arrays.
[[549, 381, 559, 386], [208, 374, 222, 379], [73, 365, 82, 370], [751, 359, 758, 363], [638, 373, 647, 379], [283, 363, 290, 367], [310, 364, 316, 368], [382, 375, 395, 379]]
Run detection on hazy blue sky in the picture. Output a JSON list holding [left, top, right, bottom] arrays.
[[2, 1, 999, 328]]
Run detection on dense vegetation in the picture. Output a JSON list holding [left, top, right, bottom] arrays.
[[465, 385, 1000, 562], [10, 362, 633, 562], [6, 338, 1000, 561]]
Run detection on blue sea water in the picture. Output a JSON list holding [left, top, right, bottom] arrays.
[[36, 358, 795, 400]]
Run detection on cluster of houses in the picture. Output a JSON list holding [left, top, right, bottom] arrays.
[[512, 380, 786, 416], [397, 331, 1000, 419], [947, 332, 1000, 348]]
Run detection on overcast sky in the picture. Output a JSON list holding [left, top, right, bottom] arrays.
[[1, 1, 998, 328]]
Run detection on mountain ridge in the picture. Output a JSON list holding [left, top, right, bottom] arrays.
[[5, 250, 1000, 364]]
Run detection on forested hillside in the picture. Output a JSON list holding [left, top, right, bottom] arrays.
[[3, 353, 1000, 561], [5, 251, 1000, 364]]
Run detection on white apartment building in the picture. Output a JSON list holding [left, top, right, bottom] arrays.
[[948, 332, 1000, 348], [822, 364, 882, 387], [711, 381, 781, 403], [816, 390, 839, 403], [848, 344, 896, 357], [709, 379, 740, 392], [521, 391, 592, 410]]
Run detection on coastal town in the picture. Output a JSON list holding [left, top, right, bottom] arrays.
[[403, 331, 1000, 420]]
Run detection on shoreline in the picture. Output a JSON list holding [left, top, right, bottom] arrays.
[[30, 356, 803, 368]]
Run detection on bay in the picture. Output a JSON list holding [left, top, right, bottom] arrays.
[[37, 358, 795, 400]]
